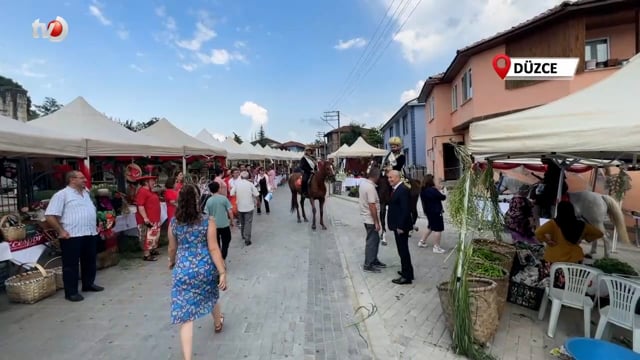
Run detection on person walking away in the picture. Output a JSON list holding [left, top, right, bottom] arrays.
[[359, 167, 386, 273], [267, 165, 277, 190], [213, 167, 227, 197], [418, 174, 447, 253], [387, 170, 414, 285], [505, 185, 536, 244], [45, 170, 104, 302], [168, 184, 227, 360], [255, 167, 270, 215], [535, 201, 603, 289], [165, 177, 178, 223], [204, 181, 234, 260], [135, 175, 162, 261], [299, 147, 318, 197], [229, 171, 259, 246]]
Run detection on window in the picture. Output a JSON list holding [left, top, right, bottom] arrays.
[[462, 69, 472, 102], [585, 38, 609, 63], [389, 125, 393, 139], [428, 97, 435, 120], [402, 116, 408, 135], [451, 84, 458, 111]]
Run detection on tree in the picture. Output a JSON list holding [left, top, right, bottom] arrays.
[[340, 122, 364, 146], [233, 132, 243, 144], [35, 97, 63, 116], [366, 126, 384, 148], [118, 117, 160, 132]]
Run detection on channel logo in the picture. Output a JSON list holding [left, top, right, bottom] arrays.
[[32, 16, 69, 42]]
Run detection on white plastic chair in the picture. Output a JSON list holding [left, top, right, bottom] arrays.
[[594, 275, 640, 353], [538, 262, 602, 338]]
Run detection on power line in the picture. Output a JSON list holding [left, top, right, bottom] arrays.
[[327, 0, 403, 110]]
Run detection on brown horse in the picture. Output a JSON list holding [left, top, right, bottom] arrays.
[[289, 160, 335, 230], [368, 160, 421, 243]]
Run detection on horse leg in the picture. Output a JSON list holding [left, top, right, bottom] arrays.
[[311, 198, 317, 230], [300, 196, 308, 222], [380, 204, 388, 245], [319, 198, 326, 230], [591, 222, 610, 258], [292, 190, 301, 223]]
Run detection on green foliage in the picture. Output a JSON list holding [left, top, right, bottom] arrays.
[[472, 248, 506, 264], [340, 122, 367, 146], [233, 132, 243, 144], [118, 117, 160, 132], [34, 97, 62, 116], [593, 258, 638, 276], [468, 259, 505, 278], [366, 126, 384, 148]]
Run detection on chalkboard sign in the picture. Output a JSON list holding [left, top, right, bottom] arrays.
[[333, 181, 342, 195]]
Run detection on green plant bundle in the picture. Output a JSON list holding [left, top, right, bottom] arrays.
[[472, 248, 505, 264], [592, 258, 639, 276], [605, 169, 632, 202], [468, 259, 505, 278]]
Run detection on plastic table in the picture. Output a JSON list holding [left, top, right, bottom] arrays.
[[565, 337, 640, 360]]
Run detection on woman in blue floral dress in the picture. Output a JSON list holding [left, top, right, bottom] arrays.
[[168, 184, 227, 360]]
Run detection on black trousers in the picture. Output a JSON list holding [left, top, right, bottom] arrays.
[[301, 172, 311, 194], [60, 235, 98, 297], [217, 226, 231, 260], [393, 229, 414, 280], [257, 193, 270, 213]]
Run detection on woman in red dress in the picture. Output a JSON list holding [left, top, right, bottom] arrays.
[[165, 177, 178, 222]]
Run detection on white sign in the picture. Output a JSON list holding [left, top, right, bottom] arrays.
[[492, 54, 579, 81]]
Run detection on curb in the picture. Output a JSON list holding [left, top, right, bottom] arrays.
[[328, 196, 398, 360]]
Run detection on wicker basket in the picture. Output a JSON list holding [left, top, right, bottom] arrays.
[[469, 267, 509, 317], [43, 257, 63, 290], [0, 214, 26, 242], [473, 238, 516, 270], [97, 250, 120, 270], [437, 278, 500, 345], [4, 263, 56, 304]]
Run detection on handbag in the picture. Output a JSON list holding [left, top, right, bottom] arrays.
[[265, 192, 273, 202]]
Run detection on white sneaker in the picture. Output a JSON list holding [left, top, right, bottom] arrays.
[[433, 246, 446, 254], [417, 241, 428, 248]]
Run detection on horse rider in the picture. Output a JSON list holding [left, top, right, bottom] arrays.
[[536, 158, 569, 217], [299, 146, 318, 196], [382, 136, 411, 188]]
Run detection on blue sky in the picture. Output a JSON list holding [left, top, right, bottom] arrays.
[[0, 0, 565, 144]]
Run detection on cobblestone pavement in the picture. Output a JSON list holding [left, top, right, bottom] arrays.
[[327, 194, 640, 360], [0, 187, 372, 360]]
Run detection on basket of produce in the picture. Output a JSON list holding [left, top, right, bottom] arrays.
[[0, 214, 26, 242], [468, 259, 509, 316]]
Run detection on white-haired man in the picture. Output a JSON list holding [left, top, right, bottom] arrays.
[[229, 170, 259, 246]]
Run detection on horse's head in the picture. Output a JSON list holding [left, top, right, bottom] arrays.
[[318, 160, 335, 182]]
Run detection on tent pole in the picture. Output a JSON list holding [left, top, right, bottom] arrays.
[[182, 157, 187, 179]]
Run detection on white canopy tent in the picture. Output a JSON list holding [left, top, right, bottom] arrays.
[[0, 114, 86, 157], [327, 143, 351, 159], [139, 119, 227, 174], [238, 141, 267, 160], [223, 138, 263, 160], [195, 129, 244, 161], [468, 53, 640, 163], [337, 137, 387, 158], [30, 97, 183, 157]]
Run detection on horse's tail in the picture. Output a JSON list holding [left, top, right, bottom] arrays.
[[602, 195, 630, 244], [290, 190, 296, 213]]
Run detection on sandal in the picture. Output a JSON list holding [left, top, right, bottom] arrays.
[[143, 255, 158, 261], [215, 314, 224, 333], [150, 249, 160, 256]]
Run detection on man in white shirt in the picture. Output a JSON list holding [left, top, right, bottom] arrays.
[[229, 170, 259, 246], [45, 171, 104, 302], [359, 168, 386, 273]]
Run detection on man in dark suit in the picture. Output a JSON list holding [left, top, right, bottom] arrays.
[[386, 170, 414, 285]]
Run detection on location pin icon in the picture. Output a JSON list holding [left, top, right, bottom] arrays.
[[492, 54, 511, 80]]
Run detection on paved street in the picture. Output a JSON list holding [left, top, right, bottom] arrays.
[[0, 186, 372, 360]]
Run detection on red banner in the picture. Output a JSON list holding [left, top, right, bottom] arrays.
[[8, 232, 49, 252]]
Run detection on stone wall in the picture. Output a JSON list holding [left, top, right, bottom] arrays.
[[0, 88, 28, 121]]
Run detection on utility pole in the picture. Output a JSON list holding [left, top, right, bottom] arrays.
[[316, 131, 327, 159], [322, 110, 340, 153]]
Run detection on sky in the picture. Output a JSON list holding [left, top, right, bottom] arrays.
[[0, 0, 568, 144]]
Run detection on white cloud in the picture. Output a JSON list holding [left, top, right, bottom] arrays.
[[89, 1, 111, 26], [234, 41, 246, 48], [197, 49, 244, 65], [129, 64, 144, 73], [377, 0, 567, 64], [117, 27, 129, 40], [20, 59, 47, 78], [136, 52, 144, 57], [400, 80, 425, 103], [334, 37, 367, 50], [240, 101, 268, 125], [181, 63, 197, 72], [176, 22, 217, 51], [155, 6, 166, 17]]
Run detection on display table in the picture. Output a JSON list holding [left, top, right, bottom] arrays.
[[113, 203, 168, 236]]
